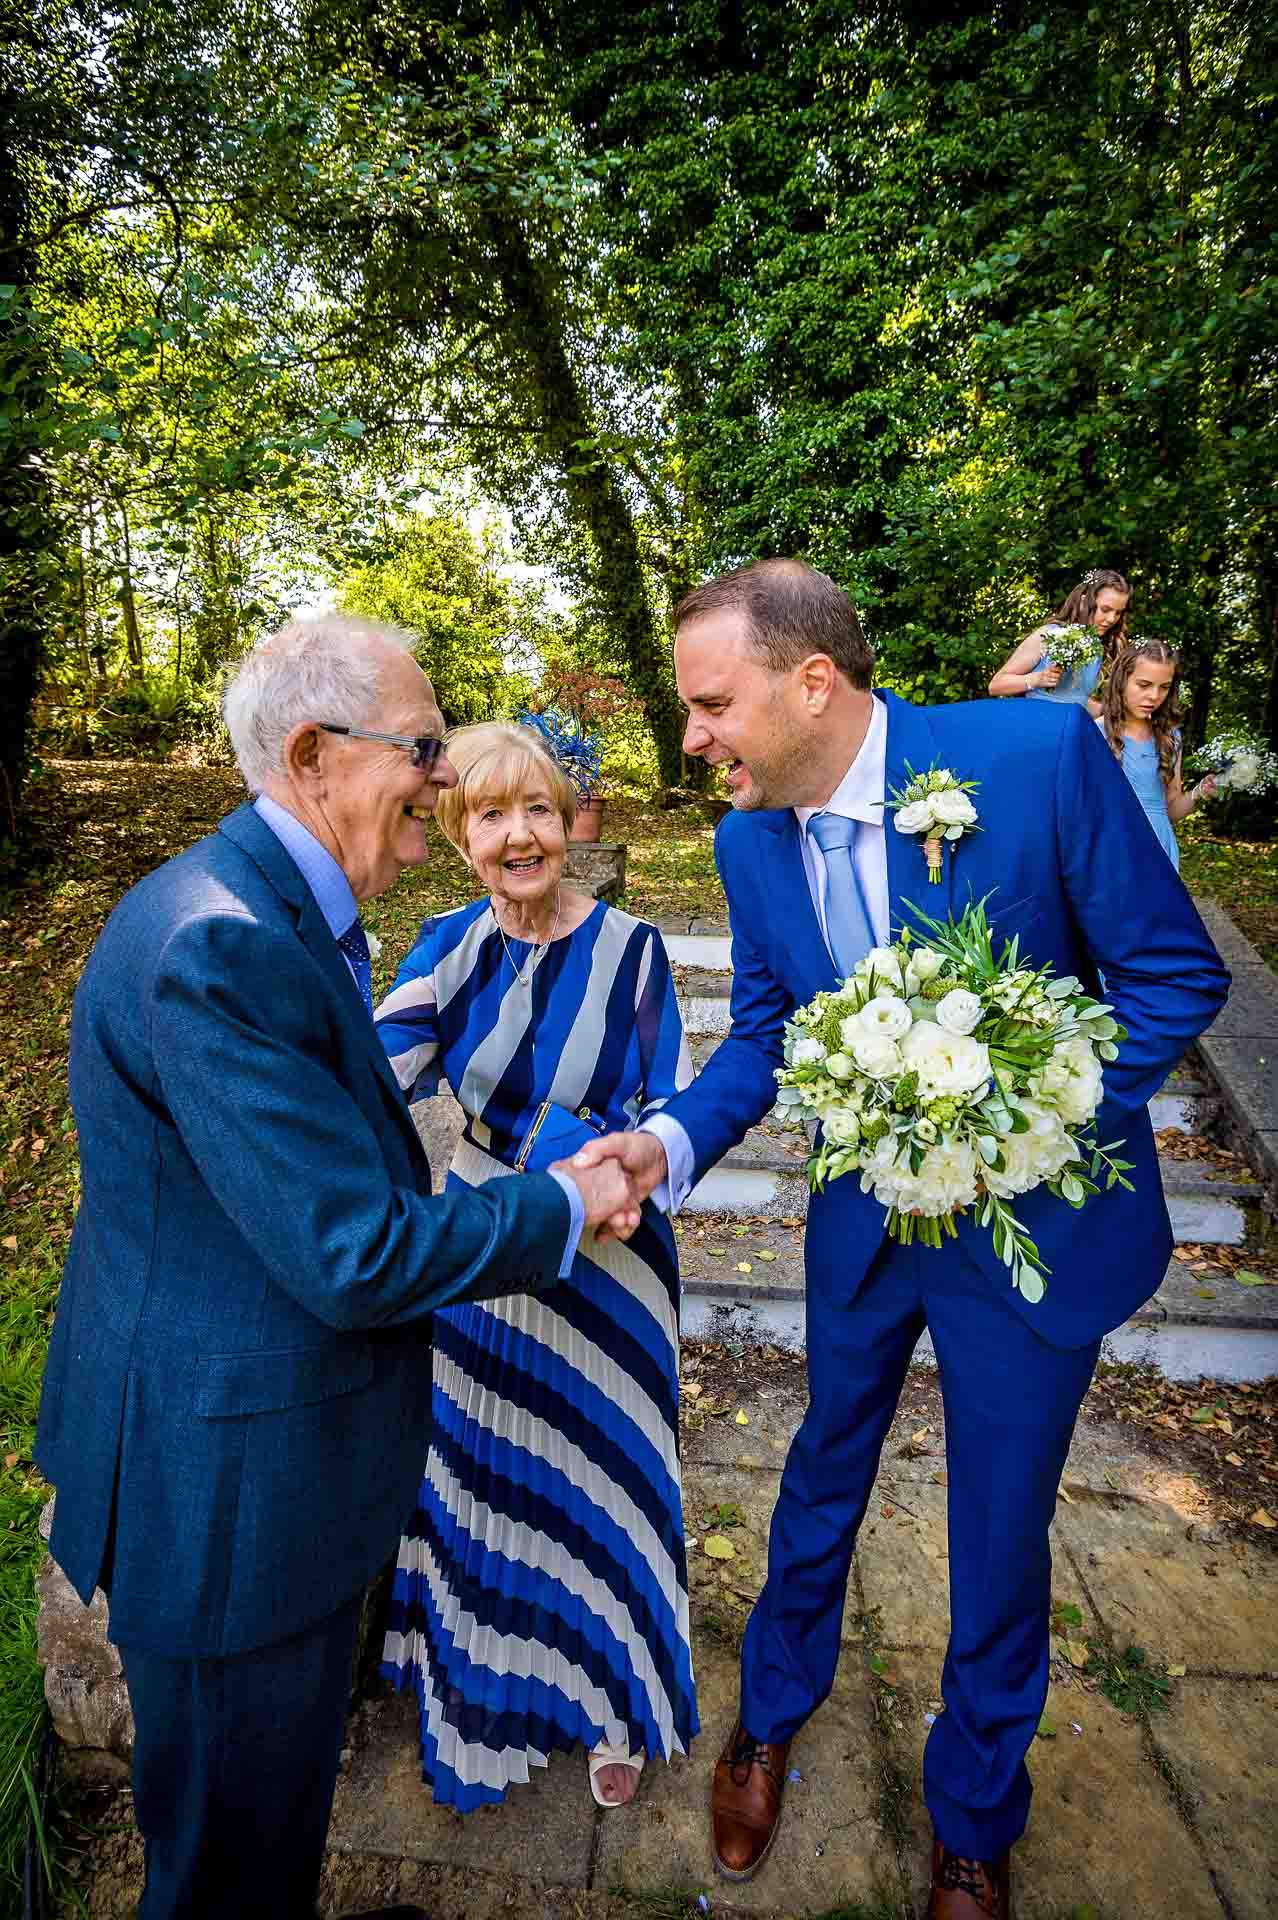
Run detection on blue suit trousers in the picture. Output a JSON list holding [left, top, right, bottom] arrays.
[[117, 1596, 362, 1920], [740, 1237, 1099, 1859]]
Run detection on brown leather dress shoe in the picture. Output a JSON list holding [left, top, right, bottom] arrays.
[[926, 1836, 1012, 1919], [710, 1719, 792, 1881]]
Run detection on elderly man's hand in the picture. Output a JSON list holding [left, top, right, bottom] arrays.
[[569, 1131, 669, 1243], [552, 1154, 643, 1242]]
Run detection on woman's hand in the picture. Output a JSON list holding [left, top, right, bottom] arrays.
[[1194, 774, 1218, 804], [1032, 663, 1064, 690]]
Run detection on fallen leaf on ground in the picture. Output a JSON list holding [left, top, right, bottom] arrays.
[[753, 1249, 778, 1262], [1225, 1451, 1244, 1467], [704, 1535, 737, 1560], [734, 1410, 750, 1426], [1235, 1270, 1275, 1287], [735, 1260, 753, 1273], [1064, 1640, 1090, 1669], [683, 1382, 703, 1399], [1167, 1665, 1187, 1678], [1, 1235, 16, 1252], [1057, 1485, 1074, 1504], [1036, 1715, 1057, 1739], [1249, 1508, 1276, 1530]]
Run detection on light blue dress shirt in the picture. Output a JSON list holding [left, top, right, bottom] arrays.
[[252, 796, 584, 1273]]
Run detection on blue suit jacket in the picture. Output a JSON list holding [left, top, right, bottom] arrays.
[[36, 804, 570, 1657], [669, 693, 1230, 1348]]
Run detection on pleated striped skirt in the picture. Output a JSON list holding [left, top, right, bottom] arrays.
[[381, 1141, 698, 1809]]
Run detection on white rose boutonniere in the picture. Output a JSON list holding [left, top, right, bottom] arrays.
[[882, 762, 981, 883]]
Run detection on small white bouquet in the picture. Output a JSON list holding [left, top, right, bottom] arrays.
[[774, 899, 1133, 1302], [1040, 623, 1103, 675], [1190, 730, 1277, 796]]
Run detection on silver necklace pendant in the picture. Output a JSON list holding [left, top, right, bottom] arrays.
[[497, 888, 562, 987]]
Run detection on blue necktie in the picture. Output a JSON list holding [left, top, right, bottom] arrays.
[[807, 811, 875, 979], [336, 917, 374, 1019]]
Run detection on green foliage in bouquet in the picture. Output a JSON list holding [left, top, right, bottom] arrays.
[[774, 899, 1133, 1302]]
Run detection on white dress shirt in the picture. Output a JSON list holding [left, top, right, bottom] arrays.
[[646, 696, 891, 1212]]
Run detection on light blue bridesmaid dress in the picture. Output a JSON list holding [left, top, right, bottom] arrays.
[[1099, 721, 1181, 870], [1024, 626, 1103, 706]]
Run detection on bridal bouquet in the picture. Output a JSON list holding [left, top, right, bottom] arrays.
[[1189, 730, 1277, 796], [773, 900, 1133, 1302], [1040, 623, 1103, 675]]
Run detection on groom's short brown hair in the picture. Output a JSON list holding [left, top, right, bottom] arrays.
[[674, 558, 874, 688]]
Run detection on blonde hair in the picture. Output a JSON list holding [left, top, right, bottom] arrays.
[[435, 721, 577, 857]]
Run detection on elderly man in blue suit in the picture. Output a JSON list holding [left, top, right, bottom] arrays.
[[36, 616, 639, 1920], [578, 560, 1228, 1919]]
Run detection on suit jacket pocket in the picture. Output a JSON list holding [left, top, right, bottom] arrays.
[[193, 1344, 375, 1418]]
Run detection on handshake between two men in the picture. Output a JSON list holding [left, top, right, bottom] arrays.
[[564, 1130, 671, 1244]]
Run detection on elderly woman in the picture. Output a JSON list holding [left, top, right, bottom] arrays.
[[376, 721, 698, 1812]]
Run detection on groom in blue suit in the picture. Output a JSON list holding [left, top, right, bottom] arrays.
[[579, 561, 1228, 1918], [36, 616, 637, 1920]]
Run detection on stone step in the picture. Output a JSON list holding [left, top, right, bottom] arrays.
[[664, 932, 733, 970], [679, 1234, 1278, 1384]]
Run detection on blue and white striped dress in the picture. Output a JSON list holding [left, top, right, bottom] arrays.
[[376, 897, 699, 1809]]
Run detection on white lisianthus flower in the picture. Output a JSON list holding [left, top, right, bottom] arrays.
[[980, 1101, 1076, 1198], [894, 799, 935, 835], [860, 946, 906, 989], [910, 948, 944, 982], [823, 1107, 862, 1147], [900, 1021, 991, 1099], [914, 1117, 939, 1144], [791, 1036, 827, 1067], [850, 1029, 903, 1079], [1040, 1034, 1104, 1127], [863, 1134, 980, 1215], [826, 1051, 856, 1082], [857, 994, 913, 1040], [934, 988, 983, 1037], [1225, 751, 1260, 791], [930, 788, 978, 828]]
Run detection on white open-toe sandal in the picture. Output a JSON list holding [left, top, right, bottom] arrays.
[[588, 1737, 646, 1808]]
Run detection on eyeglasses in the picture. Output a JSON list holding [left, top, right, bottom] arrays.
[[319, 724, 447, 770]]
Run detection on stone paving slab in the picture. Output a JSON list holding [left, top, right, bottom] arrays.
[[1202, 962, 1278, 1041], [595, 1633, 897, 1916], [1136, 1257, 1278, 1333], [1148, 1677, 1278, 1920], [327, 1690, 597, 1887], [1052, 1493, 1278, 1674], [885, 1653, 1225, 1920]]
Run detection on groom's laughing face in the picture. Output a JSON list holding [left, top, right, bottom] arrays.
[[676, 608, 815, 812]]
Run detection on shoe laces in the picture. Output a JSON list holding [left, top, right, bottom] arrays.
[[938, 1851, 995, 1905], [728, 1726, 774, 1784]]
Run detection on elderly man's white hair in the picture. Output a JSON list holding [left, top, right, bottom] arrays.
[[222, 614, 420, 794]]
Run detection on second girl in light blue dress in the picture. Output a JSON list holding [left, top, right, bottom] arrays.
[[1094, 640, 1216, 872]]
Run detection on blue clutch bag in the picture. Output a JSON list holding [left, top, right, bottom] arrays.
[[512, 1100, 608, 1173]]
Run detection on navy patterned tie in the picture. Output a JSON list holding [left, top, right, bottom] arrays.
[[337, 917, 374, 1019], [807, 810, 875, 979]]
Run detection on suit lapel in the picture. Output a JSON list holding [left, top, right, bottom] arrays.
[[218, 805, 424, 1154], [880, 692, 956, 942]]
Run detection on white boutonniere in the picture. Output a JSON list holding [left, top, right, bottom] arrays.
[[884, 763, 981, 884], [366, 930, 383, 962]]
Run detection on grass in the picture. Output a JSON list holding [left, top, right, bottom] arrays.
[[1083, 1643, 1173, 1717], [1178, 812, 1278, 970]]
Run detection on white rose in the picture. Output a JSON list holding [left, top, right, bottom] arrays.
[[909, 947, 944, 982], [857, 994, 913, 1040], [934, 988, 983, 1036], [791, 1036, 827, 1066], [850, 1029, 903, 1079], [980, 1102, 1076, 1198], [1224, 751, 1259, 791], [826, 1051, 856, 1081], [894, 799, 935, 835], [823, 1108, 862, 1147], [930, 788, 978, 828], [860, 946, 906, 990], [900, 1022, 991, 1099]]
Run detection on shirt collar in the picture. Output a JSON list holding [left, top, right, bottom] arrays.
[[253, 794, 358, 940], [794, 693, 888, 835]]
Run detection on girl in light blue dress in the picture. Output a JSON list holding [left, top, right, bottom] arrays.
[[1094, 640, 1216, 872], [989, 567, 1130, 710]]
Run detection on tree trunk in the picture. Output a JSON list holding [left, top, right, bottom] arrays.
[[0, 117, 53, 844], [118, 508, 145, 671]]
